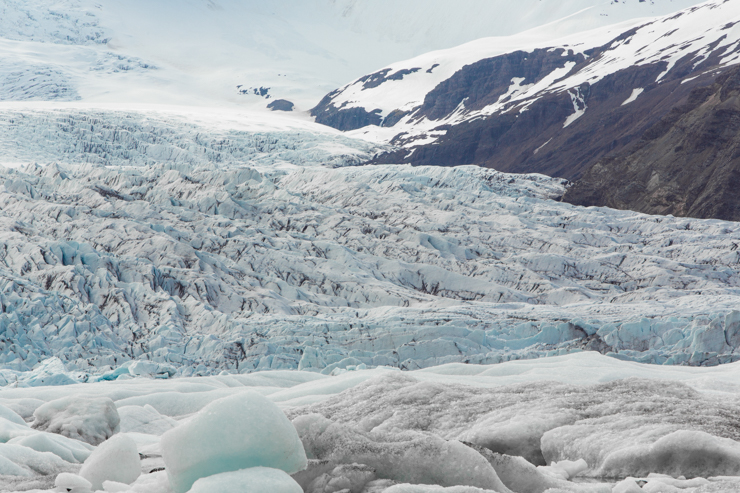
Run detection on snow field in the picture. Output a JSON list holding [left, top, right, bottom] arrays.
[[332, 0, 740, 149], [0, 0, 710, 108]]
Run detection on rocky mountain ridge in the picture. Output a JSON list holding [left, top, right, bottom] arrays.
[[313, 0, 740, 220]]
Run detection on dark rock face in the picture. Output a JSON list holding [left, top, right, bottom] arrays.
[[417, 49, 585, 121], [312, 89, 383, 130], [267, 99, 295, 111], [311, 67, 422, 130], [311, 5, 740, 221], [564, 66, 740, 221], [373, 58, 705, 180]]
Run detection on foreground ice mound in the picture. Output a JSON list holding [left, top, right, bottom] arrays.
[[9, 432, 94, 463], [383, 486, 502, 492], [55, 472, 93, 492], [117, 405, 178, 435], [293, 413, 510, 491], [32, 396, 120, 445], [78, 434, 141, 490], [290, 372, 740, 480], [599, 430, 740, 478], [161, 391, 307, 493], [188, 467, 303, 493]]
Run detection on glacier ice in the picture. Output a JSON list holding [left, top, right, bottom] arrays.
[[381, 486, 501, 493], [0, 111, 738, 380], [78, 434, 140, 490], [598, 430, 740, 478], [31, 396, 120, 446], [117, 405, 177, 435], [293, 413, 510, 491], [54, 472, 93, 492], [8, 432, 93, 464], [306, 463, 377, 493], [187, 467, 304, 493], [288, 370, 740, 480], [0, 354, 734, 490], [160, 391, 307, 493]]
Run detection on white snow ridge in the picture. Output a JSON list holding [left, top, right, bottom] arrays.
[[0, 1, 740, 493]]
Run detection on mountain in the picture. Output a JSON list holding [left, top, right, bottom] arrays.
[[563, 66, 740, 221], [0, 0, 708, 109], [313, 0, 740, 220]]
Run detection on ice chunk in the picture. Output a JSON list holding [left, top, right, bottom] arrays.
[[644, 475, 709, 488], [539, 459, 588, 480], [599, 430, 740, 478], [1, 398, 45, 421], [128, 361, 176, 379], [463, 412, 576, 466], [187, 467, 303, 493], [299, 347, 326, 371], [467, 445, 608, 493], [611, 479, 643, 493], [161, 391, 307, 493], [382, 486, 502, 492], [0, 404, 28, 426], [0, 442, 75, 476], [102, 480, 132, 492], [32, 396, 120, 445], [362, 480, 399, 492], [293, 414, 509, 491], [695, 482, 740, 492], [79, 434, 141, 490], [55, 473, 93, 492], [307, 463, 376, 493], [9, 432, 94, 463], [24, 358, 77, 387], [118, 405, 178, 435], [0, 416, 35, 443]]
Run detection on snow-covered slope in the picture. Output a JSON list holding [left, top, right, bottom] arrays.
[[317, 0, 740, 143], [0, 0, 709, 109]]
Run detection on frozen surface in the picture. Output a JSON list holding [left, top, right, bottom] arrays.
[[0, 127, 739, 377], [31, 396, 119, 446], [117, 405, 176, 436], [293, 413, 509, 491], [187, 467, 303, 493], [78, 434, 140, 490], [160, 391, 307, 493], [0, 354, 738, 491], [287, 360, 740, 479], [54, 472, 91, 491]]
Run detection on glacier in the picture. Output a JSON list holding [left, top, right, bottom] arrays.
[[0, 2, 739, 491], [0, 108, 738, 383]]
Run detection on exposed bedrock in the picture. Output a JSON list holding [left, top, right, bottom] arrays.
[[564, 66, 740, 222], [313, 3, 740, 221]]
